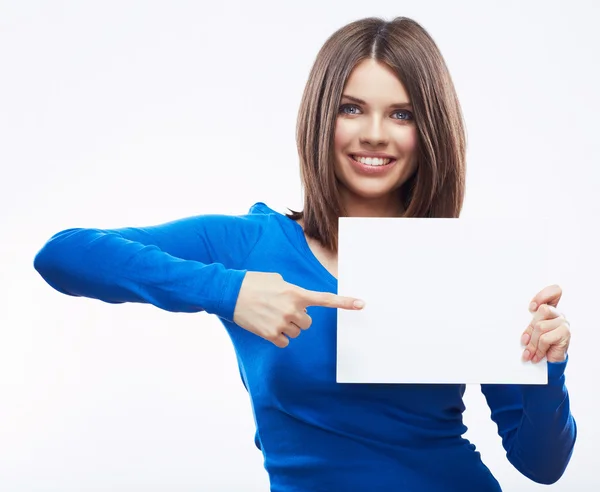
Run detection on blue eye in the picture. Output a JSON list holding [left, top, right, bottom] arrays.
[[392, 110, 414, 121], [339, 104, 360, 115]]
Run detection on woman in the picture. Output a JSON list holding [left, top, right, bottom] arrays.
[[34, 16, 576, 491]]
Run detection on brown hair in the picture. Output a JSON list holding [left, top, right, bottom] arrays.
[[286, 16, 466, 252]]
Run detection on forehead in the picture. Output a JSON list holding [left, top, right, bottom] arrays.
[[343, 58, 410, 103]]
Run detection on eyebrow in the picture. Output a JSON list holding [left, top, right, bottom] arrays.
[[341, 94, 413, 108]]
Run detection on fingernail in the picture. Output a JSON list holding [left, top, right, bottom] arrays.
[[353, 300, 365, 309], [522, 349, 530, 361], [521, 333, 530, 345], [532, 355, 539, 363], [529, 302, 537, 312]]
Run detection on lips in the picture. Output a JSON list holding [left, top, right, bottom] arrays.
[[349, 154, 396, 166], [350, 152, 396, 160], [347, 154, 397, 175]]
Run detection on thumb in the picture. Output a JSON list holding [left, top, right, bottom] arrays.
[[299, 288, 365, 310]]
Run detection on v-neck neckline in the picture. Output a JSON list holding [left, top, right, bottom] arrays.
[[291, 218, 338, 286], [253, 203, 338, 288]]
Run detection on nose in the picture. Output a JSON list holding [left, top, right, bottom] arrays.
[[359, 116, 388, 146]]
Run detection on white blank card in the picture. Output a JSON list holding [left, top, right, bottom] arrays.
[[337, 217, 557, 385]]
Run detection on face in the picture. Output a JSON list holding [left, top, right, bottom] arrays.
[[333, 58, 418, 214]]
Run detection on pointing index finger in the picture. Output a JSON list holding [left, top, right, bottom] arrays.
[[299, 288, 365, 310]]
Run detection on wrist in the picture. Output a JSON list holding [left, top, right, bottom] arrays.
[[547, 352, 567, 363]]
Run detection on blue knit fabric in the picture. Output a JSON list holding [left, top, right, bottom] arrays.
[[34, 202, 576, 491]]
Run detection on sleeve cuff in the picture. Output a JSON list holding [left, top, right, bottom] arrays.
[[216, 268, 247, 322], [547, 354, 569, 385]]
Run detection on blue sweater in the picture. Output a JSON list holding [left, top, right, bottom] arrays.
[[34, 202, 576, 491]]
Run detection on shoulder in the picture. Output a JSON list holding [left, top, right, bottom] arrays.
[[185, 202, 277, 267], [189, 201, 274, 236]]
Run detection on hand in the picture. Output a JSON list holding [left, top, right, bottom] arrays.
[[233, 271, 365, 348], [521, 284, 571, 363]]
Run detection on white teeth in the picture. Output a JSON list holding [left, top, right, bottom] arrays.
[[353, 156, 391, 166]]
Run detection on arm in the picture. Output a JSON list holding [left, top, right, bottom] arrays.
[[480, 358, 576, 485], [33, 213, 266, 321]]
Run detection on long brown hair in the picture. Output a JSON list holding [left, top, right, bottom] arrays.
[[286, 16, 466, 252]]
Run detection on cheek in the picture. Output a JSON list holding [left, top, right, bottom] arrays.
[[393, 128, 419, 180], [334, 120, 353, 152], [396, 127, 418, 155]]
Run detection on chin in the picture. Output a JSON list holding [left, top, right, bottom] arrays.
[[335, 172, 405, 197], [338, 179, 403, 200]]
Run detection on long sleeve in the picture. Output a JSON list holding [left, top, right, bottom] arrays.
[[33, 212, 266, 321], [480, 358, 577, 485]]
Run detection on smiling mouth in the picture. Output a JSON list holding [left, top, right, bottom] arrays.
[[350, 155, 396, 166]]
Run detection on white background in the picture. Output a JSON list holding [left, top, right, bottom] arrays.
[[1, 0, 599, 490]]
